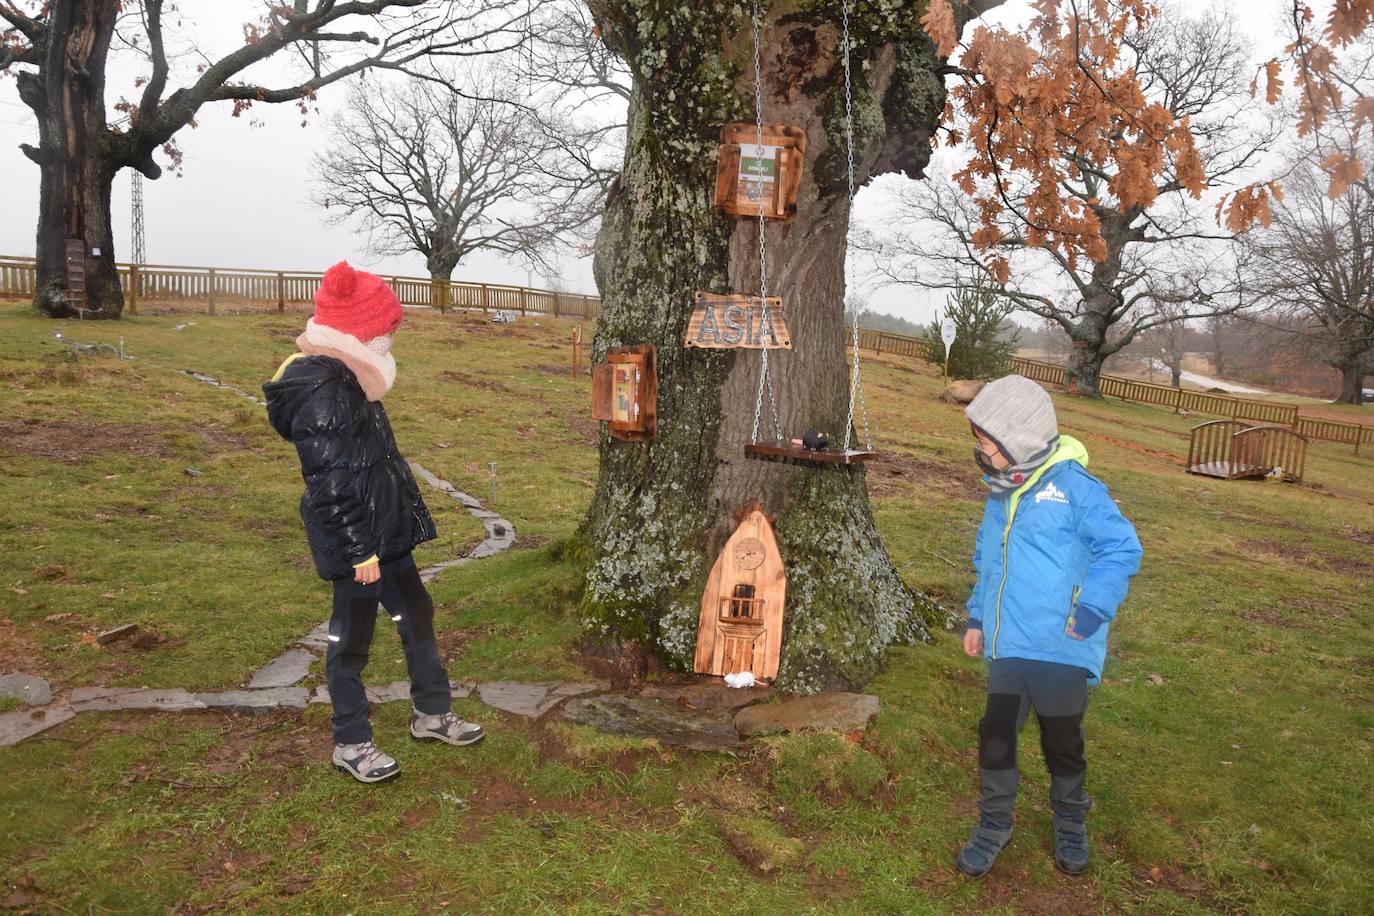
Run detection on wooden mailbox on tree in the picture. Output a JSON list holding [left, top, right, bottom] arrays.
[[592, 345, 657, 442], [714, 123, 806, 221], [693, 504, 787, 682]]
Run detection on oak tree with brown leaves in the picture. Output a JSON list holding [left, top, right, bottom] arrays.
[[868, 2, 1266, 396]]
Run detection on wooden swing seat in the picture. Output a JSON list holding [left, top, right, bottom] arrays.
[[744, 443, 878, 464]]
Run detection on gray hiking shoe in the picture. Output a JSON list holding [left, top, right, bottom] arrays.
[[956, 822, 1014, 878], [1053, 814, 1090, 875], [332, 741, 400, 784], [410, 711, 484, 747]]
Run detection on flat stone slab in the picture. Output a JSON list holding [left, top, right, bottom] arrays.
[[246, 649, 317, 689], [196, 688, 310, 711], [477, 681, 603, 718], [0, 673, 53, 707], [311, 680, 473, 705], [419, 558, 472, 583], [638, 682, 771, 714], [468, 539, 510, 560], [734, 692, 879, 738], [0, 704, 75, 747], [408, 462, 450, 491], [70, 687, 207, 713], [297, 624, 331, 651], [96, 623, 139, 645], [561, 694, 743, 752]]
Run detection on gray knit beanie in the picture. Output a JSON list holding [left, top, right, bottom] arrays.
[[964, 374, 1059, 465]]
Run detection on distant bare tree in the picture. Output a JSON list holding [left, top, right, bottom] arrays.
[[858, 5, 1273, 397], [314, 76, 577, 280], [1, 0, 543, 317], [1136, 304, 1196, 387], [516, 1, 629, 110], [1242, 151, 1374, 404], [513, 1, 628, 250], [1205, 315, 1239, 377]]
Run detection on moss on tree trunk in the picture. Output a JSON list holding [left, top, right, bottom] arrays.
[[577, 0, 959, 692]]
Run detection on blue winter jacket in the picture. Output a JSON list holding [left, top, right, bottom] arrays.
[[967, 436, 1142, 681]]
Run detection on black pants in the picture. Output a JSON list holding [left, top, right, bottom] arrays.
[[977, 657, 1091, 829], [326, 553, 451, 745]]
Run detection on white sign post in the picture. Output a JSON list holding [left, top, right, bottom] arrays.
[[940, 317, 957, 387]]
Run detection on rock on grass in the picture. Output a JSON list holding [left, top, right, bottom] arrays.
[[714, 813, 803, 875]]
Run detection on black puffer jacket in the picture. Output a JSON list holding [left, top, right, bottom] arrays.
[[263, 355, 436, 580]]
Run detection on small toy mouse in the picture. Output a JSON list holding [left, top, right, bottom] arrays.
[[791, 429, 829, 451]]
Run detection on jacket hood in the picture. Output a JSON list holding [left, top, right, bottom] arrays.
[[262, 355, 346, 441]]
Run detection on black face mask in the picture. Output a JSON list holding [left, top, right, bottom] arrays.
[[973, 447, 1002, 476]]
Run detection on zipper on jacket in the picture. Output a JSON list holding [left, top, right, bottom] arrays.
[[990, 464, 1061, 657], [991, 515, 1014, 659], [1066, 585, 1081, 633]]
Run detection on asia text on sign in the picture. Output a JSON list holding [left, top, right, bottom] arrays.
[[685, 292, 793, 350]]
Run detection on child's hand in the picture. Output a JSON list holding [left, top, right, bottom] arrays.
[[354, 561, 381, 584], [963, 627, 983, 657]]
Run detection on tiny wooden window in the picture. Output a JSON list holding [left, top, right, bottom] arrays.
[[591, 344, 657, 442], [722, 583, 764, 621]]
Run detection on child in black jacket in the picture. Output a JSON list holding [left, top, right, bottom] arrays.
[[263, 262, 483, 783]]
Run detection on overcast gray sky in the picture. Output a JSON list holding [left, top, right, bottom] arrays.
[[0, 0, 1287, 324]]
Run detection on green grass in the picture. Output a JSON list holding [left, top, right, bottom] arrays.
[[1, 302, 1371, 913]]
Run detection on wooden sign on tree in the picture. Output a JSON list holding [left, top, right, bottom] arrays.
[[693, 503, 787, 682], [591, 345, 657, 442], [714, 123, 807, 221], [684, 292, 792, 350]]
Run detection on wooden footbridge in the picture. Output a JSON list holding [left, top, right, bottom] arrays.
[[1187, 420, 1309, 484]]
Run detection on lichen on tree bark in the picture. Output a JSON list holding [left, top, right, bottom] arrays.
[[577, 0, 960, 692]]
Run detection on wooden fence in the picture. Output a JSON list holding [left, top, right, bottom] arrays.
[[864, 329, 1372, 452], [0, 255, 601, 319], [856, 328, 939, 360], [5, 256, 1368, 453]]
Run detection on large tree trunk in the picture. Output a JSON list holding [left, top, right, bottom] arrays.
[[576, 1, 959, 692], [17, 0, 123, 319], [1064, 342, 1106, 398], [1335, 364, 1368, 405]]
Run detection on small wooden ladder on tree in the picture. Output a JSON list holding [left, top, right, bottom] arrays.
[[64, 239, 87, 312]]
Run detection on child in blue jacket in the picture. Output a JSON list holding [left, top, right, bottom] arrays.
[[956, 374, 1142, 877]]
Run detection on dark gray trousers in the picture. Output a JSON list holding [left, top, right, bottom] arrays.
[[977, 657, 1091, 829], [326, 553, 452, 745]]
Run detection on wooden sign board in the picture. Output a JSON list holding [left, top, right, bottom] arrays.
[[693, 504, 787, 682], [714, 123, 807, 221], [591, 344, 657, 442], [684, 292, 792, 350]]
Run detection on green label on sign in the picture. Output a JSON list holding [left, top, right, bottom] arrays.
[[739, 144, 779, 180]]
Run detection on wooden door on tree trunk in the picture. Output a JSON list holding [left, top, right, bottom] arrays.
[[693, 505, 786, 681], [64, 239, 86, 311]]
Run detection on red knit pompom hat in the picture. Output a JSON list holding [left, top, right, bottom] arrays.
[[312, 261, 403, 342]]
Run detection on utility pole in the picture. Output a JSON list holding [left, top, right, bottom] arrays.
[[131, 172, 146, 266]]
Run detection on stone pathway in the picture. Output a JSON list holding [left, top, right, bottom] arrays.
[[0, 439, 518, 746], [1, 358, 882, 752], [234, 461, 516, 691], [2, 668, 879, 750]]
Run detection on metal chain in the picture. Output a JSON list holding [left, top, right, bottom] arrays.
[[840, 0, 871, 452], [749, 0, 782, 444]]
